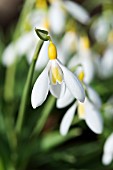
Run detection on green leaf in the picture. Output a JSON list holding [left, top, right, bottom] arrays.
[[35, 28, 50, 41]]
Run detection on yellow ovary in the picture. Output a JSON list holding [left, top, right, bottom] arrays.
[[48, 42, 57, 60], [78, 71, 85, 82], [51, 67, 63, 84], [78, 103, 85, 119], [81, 36, 90, 50], [35, 0, 47, 8]]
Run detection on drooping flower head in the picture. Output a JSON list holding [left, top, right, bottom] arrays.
[[31, 40, 85, 108], [57, 67, 103, 135]]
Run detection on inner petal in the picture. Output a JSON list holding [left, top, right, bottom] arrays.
[[50, 60, 63, 85], [78, 103, 85, 119]]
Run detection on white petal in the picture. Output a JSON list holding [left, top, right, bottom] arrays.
[[87, 86, 102, 109], [64, 1, 90, 24], [101, 48, 113, 78], [27, 9, 47, 29], [102, 133, 113, 165], [35, 41, 49, 70], [103, 133, 113, 154], [57, 60, 85, 102], [60, 103, 77, 136], [57, 87, 74, 108], [16, 31, 37, 56], [2, 43, 17, 66], [31, 63, 50, 108], [50, 82, 66, 98], [49, 2, 65, 34], [85, 99, 103, 134], [102, 153, 113, 165]]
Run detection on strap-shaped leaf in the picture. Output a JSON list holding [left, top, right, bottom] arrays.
[[35, 28, 49, 41]]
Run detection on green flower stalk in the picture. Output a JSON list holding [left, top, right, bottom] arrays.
[[16, 40, 44, 134]]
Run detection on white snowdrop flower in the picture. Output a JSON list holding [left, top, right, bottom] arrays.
[[102, 133, 113, 165], [63, 0, 90, 24], [57, 68, 103, 135], [59, 31, 78, 64], [68, 36, 94, 84], [48, 1, 66, 34], [94, 46, 113, 79], [31, 41, 85, 108], [2, 42, 17, 66], [25, 9, 49, 31], [100, 47, 113, 78], [90, 11, 113, 43]]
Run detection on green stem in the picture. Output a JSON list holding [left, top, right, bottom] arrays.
[[16, 40, 44, 134], [32, 95, 56, 136]]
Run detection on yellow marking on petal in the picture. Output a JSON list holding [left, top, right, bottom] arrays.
[[78, 71, 85, 82], [78, 103, 85, 119], [51, 67, 63, 84], [35, 0, 47, 9], [43, 18, 50, 30], [108, 30, 113, 43], [48, 42, 57, 60], [81, 36, 90, 50]]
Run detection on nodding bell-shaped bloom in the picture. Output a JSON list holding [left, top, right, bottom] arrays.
[[31, 41, 85, 108], [102, 133, 113, 165], [57, 68, 103, 136]]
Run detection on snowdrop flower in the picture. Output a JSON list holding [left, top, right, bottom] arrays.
[[90, 10, 113, 43], [95, 46, 113, 79], [68, 36, 94, 84], [102, 133, 113, 165], [57, 68, 103, 135], [63, 0, 90, 24], [2, 42, 17, 66], [2, 31, 49, 70], [48, 1, 66, 34], [59, 31, 78, 64], [48, 0, 90, 35], [31, 41, 85, 108]]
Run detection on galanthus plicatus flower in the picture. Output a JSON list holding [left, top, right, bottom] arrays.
[[2, 31, 49, 70], [68, 36, 94, 84], [63, 0, 90, 24], [59, 31, 78, 64], [31, 41, 85, 108], [48, 0, 66, 35], [48, 0, 90, 35], [95, 46, 113, 79], [57, 68, 103, 135], [90, 10, 113, 43], [102, 133, 113, 165]]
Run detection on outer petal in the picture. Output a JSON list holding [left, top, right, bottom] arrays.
[[101, 47, 113, 78], [2, 43, 17, 66], [63, 0, 90, 24], [87, 86, 102, 109], [85, 99, 103, 134], [50, 82, 66, 98], [57, 60, 85, 102], [16, 31, 37, 57], [49, 1, 65, 34], [31, 63, 50, 108], [102, 153, 113, 165], [102, 133, 113, 165], [57, 87, 74, 108], [60, 103, 77, 136]]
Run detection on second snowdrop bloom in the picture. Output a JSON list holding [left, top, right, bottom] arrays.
[[57, 69, 103, 135], [31, 41, 85, 108], [68, 36, 94, 84], [102, 133, 113, 165]]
